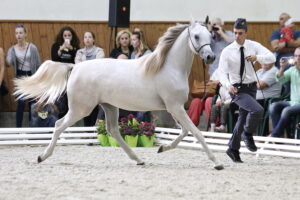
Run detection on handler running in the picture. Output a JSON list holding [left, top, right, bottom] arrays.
[[218, 18, 276, 162]]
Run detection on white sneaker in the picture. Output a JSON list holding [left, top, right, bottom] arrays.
[[210, 124, 216, 132], [215, 125, 226, 133]]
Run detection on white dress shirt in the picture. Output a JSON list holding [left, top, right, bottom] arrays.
[[218, 40, 276, 89]]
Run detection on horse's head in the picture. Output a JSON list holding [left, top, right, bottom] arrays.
[[188, 21, 215, 64]]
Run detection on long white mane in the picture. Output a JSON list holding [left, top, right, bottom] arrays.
[[141, 24, 189, 75]]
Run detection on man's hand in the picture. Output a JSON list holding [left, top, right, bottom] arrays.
[[216, 101, 224, 107], [245, 55, 257, 62], [228, 85, 238, 94]]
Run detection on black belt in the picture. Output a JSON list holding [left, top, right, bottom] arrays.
[[233, 82, 257, 88]]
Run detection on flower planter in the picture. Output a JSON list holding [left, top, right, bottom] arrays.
[[138, 135, 155, 147], [97, 134, 110, 147], [124, 135, 139, 147], [108, 136, 120, 147]]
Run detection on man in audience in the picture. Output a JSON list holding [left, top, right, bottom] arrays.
[[270, 13, 300, 68], [255, 62, 282, 136], [269, 47, 300, 138], [256, 62, 282, 105], [208, 18, 234, 75]]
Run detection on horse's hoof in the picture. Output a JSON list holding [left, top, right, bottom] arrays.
[[157, 145, 164, 153], [214, 164, 224, 170], [37, 156, 43, 163], [137, 162, 145, 165]]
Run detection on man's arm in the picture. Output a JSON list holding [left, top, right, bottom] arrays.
[[0, 48, 5, 85], [286, 37, 300, 48], [257, 80, 268, 89]]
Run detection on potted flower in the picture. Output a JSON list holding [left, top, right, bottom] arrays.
[[96, 120, 110, 146], [119, 114, 140, 147], [138, 121, 156, 147]]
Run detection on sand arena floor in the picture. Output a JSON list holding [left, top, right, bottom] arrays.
[[0, 145, 299, 200]]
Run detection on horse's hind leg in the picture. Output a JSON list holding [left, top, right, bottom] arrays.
[[37, 109, 85, 163], [101, 103, 144, 165], [168, 106, 224, 170], [158, 122, 188, 153]]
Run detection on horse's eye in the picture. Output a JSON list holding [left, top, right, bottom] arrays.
[[194, 35, 199, 41]]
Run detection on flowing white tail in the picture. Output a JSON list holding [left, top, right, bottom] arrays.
[[14, 60, 74, 104]]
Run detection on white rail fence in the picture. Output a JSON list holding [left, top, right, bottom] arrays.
[[155, 127, 300, 158], [0, 127, 299, 158]]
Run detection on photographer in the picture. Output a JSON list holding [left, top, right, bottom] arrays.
[[51, 26, 80, 119], [208, 18, 234, 75], [269, 47, 300, 138]]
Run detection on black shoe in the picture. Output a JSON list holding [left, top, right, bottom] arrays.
[[242, 135, 257, 152], [226, 148, 243, 163]]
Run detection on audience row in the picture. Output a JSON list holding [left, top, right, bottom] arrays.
[[1, 24, 151, 128]]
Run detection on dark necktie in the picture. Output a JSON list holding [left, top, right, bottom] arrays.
[[240, 46, 245, 84]]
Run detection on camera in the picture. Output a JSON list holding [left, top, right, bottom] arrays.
[[281, 56, 295, 65], [212, 26, 219, 31]]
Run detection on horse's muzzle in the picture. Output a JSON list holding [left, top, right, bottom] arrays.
[[205, 54, 216, 64]]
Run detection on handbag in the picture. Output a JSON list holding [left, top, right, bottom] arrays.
[[191, 80, 219, 99], [191, 58, 220, 99], [0, 81, 9, 96]]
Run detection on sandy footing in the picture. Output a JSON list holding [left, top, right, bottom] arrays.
[[0, 145, 299, 200]]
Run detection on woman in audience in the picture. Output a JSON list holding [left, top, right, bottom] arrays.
[[110, 30, 135, 119], [110, 29, 133, 59], [130, 31, 152, 59], [0, 47, 5, 96], [130, 31, 152, 121], [51, 26, 80, 63], [0, 48, 4, 85], [6, 24, 41, 127], [75, 31, 105, 126], [75, 31, 104, 64], [51, 26, 80, 119]]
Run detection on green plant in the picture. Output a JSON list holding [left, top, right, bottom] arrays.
[[119, 114, 140, 136], [97, 114, 156, 137], [97, 120, 107, 135]]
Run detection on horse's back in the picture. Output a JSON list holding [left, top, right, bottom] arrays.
[[66, 58, 165, 111]]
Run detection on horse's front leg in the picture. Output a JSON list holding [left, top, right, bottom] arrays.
[[167, 106, 224, 170], [102, 104, 144, 165]]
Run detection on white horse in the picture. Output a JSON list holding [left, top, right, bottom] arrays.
[[14, 21, 224, 170]]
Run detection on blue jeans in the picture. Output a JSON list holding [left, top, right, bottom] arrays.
[[270, 101, 300, 137]]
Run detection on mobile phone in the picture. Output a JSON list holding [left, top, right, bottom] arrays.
[[64, 39, 70, 45]]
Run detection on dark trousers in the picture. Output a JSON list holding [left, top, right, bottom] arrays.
[[16, 99, 32, 127], [83, 106, 99, 126], [16, 70, 32, 127], [229, 83, 264, 151]]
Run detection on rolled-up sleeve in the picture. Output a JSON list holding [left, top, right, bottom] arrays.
[[255, 42, 276, 64]]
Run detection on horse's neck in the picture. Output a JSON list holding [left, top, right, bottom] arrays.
[[165, 29, 194, 75]]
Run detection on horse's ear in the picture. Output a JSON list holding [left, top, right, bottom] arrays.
[[205, 15, 210, 25], [190, 15, 195, 27]]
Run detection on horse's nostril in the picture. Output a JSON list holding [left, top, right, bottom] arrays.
[[207, 55, 211, 60], [212, 55, 216, 61]]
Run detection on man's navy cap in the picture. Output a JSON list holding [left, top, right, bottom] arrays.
[[234, 18, 247, 31]]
